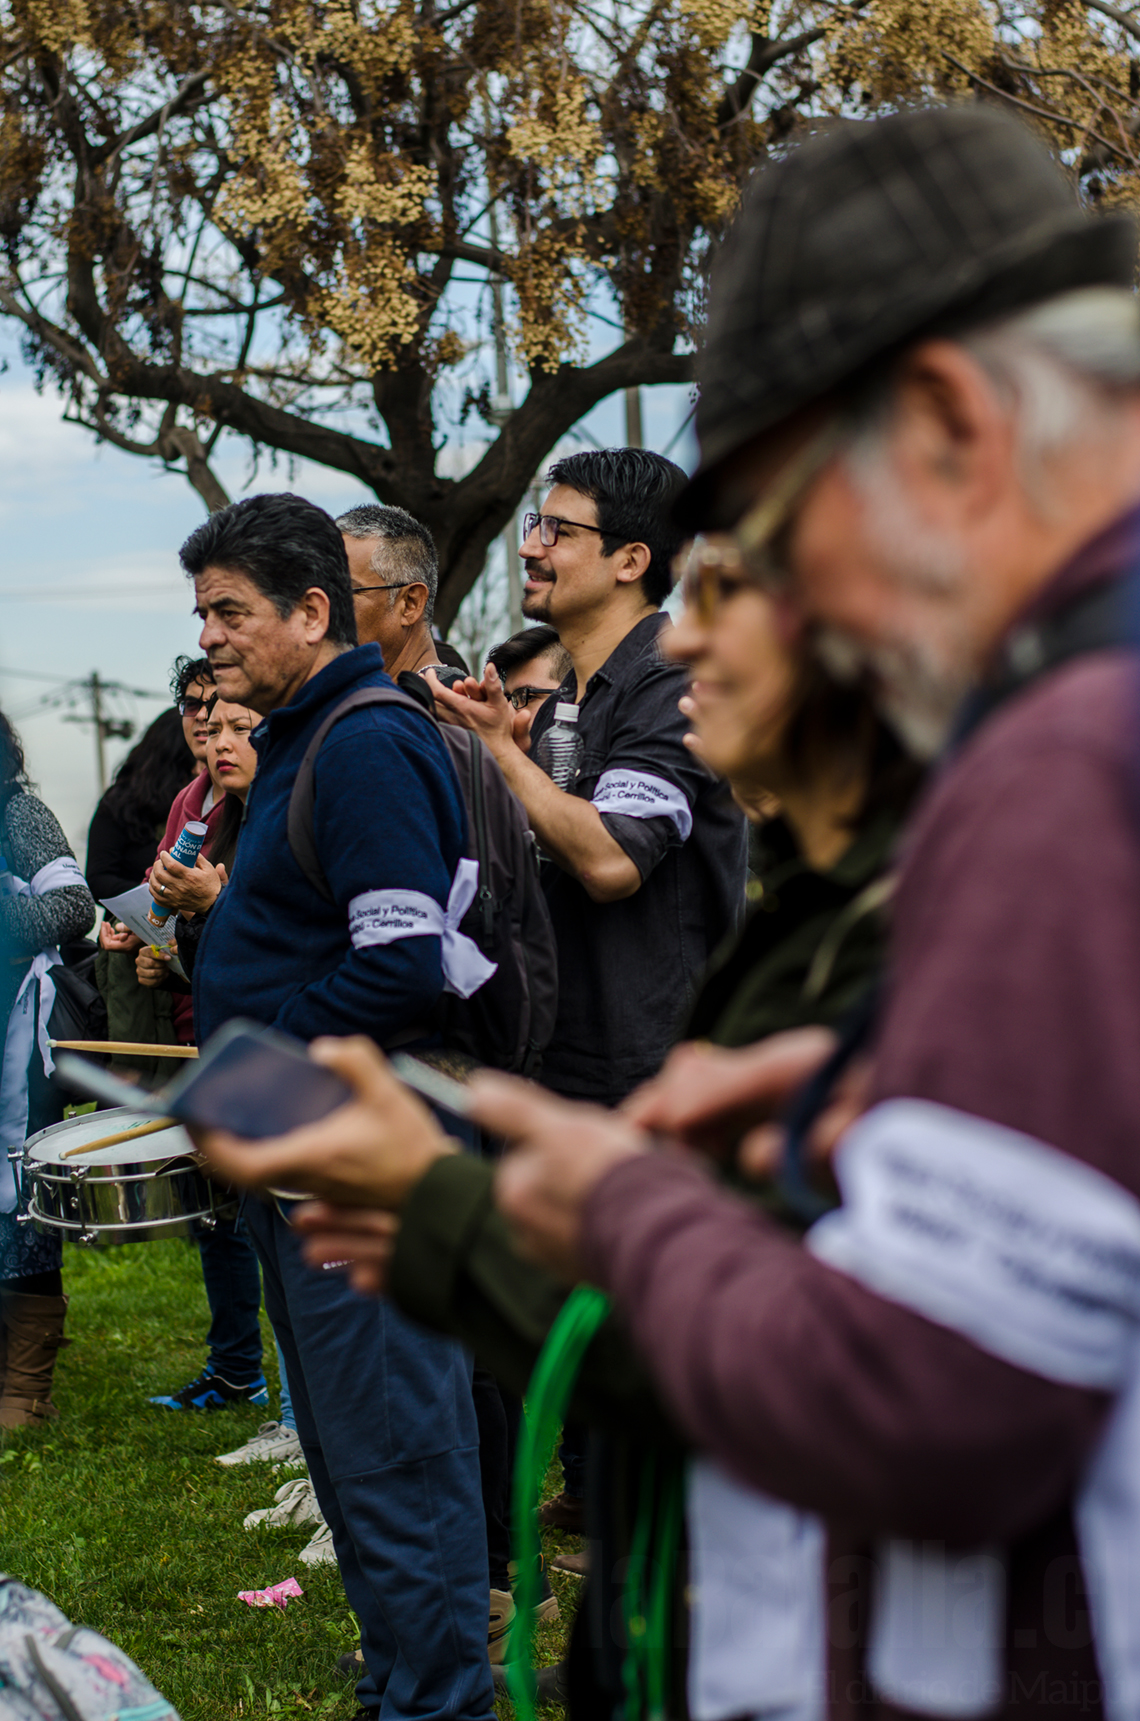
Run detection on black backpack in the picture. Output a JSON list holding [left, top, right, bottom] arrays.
[[48, 937, 109, 1049], [286, 682, 558, 1074]]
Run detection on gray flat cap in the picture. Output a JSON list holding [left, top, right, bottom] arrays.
[[679, 104, 1137, 529]]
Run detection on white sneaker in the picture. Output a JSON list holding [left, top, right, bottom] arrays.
[[243, 1477, 324, 1532], [298, 1520, 338, 1566], [215, 1421, 305, 1468]]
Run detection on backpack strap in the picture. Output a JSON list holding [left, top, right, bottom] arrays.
[[286, 685, 438, 904]]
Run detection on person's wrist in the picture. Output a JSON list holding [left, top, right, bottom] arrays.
[[482, 722, 516, 760], [390, 1138, 457, 1208]]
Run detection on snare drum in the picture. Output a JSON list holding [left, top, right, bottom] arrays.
[[14, 1108, 236, 1244]]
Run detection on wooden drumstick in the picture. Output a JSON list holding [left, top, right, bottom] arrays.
[[59, 1117, 178, 1159], [50, 1040, 200, 1058]]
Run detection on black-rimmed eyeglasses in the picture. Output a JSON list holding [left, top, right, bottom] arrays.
[[506, 684, 558, 711], [351, 580, 425, 596], [522, 512, 607, 548], [178, 694, 211, 717]]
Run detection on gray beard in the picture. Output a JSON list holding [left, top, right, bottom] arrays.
[[813, 625, 973, 761], [819, 449, 979, 758]]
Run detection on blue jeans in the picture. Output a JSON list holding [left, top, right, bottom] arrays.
[[243, 1194, 493, 1721], [194, 1210, 263, 1382], [274, 1334, 296, 1432]]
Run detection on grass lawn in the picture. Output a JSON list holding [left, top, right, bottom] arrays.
[[0, 1236, 576, 1718]]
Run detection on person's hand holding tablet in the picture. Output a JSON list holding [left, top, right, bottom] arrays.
[[192, 1036, 458, 1209]]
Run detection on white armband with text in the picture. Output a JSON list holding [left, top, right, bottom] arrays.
[[347, 857, 497, 1000], [591, 768, 693, 842]]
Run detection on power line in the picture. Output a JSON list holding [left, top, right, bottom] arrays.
[[0, 666, 79, 683], [0, 583, 187, 602]]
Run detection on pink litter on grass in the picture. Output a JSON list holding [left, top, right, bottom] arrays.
[[237, 1578, 304, 1610], [81, 1653, 128, 1685]]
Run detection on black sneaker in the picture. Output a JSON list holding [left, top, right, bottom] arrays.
[[491, 1661, 567, 1706], [148, 1368, 269, 1411]]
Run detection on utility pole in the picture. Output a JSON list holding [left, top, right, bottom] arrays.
[[488, 198, 524, 635], [63, 672, 136, 795], [90, 672, 105, 794], [624, 385, 643, 448]]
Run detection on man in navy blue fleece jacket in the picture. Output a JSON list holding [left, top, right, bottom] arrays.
[[180, 492, 493, 1721]]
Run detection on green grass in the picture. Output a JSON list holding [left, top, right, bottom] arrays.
[[0, 1238, 577, 1718]]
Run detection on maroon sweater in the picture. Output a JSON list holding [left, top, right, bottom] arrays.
[[581, 514, 1140, 1718]]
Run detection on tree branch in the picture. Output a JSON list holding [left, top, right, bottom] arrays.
[[429, 236, 512, 274], [0, 282, 105, 385], [115, 353, 402, 494], [718, 26, 826, 128], [159, 423, 232, 512], [93, 69, 212, 168], [1084, 0, 1140, 47], [942, 52, 1130, 160]]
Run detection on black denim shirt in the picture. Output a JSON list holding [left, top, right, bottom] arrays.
[[529, 611, 746, 1103]]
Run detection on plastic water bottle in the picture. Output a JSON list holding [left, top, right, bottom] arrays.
[[148, 820, 209, 923], [533, 702, 583, 790]]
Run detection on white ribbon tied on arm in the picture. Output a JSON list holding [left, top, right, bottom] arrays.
[[808, 1100, 1140, 1721], [347, 857, 498, 1000], [590, 768, 693, 842], [688, 1101, 1140, 1721], [0, 855, 88, 1210]]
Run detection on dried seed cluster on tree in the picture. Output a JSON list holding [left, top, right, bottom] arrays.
[[0, 0, 1136, 622]]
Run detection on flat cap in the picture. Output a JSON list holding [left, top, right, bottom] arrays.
[[679, 104, 1137, 529]]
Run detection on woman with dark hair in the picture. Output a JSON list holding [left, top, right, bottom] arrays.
[[139, 699, 260, 977], [85, 707, 196, 900], [0, 708, 96, 1427], [94, 663, 216, 1080], [136, 700, 288, 1435]]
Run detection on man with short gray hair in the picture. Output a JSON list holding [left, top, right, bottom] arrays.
[[337, 503, 465, 682]]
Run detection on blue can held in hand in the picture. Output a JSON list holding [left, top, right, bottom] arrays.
[[148, 819, 209, 923]]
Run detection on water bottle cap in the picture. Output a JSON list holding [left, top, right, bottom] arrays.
[[553, 702, 579, 723], [184, 821, 209, 836]]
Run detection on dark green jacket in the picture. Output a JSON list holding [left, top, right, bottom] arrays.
[[388, 809, 901, 1715], [390, 808, 900, 1398], [93, 948, 179, 1082]]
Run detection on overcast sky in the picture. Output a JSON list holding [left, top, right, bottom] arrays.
[[0, 334, 695, 871]]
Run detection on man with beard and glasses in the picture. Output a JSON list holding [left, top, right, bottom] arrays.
[[427, 448, 745, 1528], [430, 450, 746, 1112], [199, 108, 1140, 1719]]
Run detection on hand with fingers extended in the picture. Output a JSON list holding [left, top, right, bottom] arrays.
[[464, 1073, 649, 1281], [292, 1203, 399, 1297], [620, 1027, 837, 1160], [190, 1036, 457, 1209], [424, 663, 517, 755], [99, 919, 141, 953]]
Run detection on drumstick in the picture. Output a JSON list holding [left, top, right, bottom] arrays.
[[49, 1040, 200, 1059], [60, 1117, 178, 1159]]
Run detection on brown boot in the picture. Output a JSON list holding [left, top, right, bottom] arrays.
[[0, 1291, 69, 1427]]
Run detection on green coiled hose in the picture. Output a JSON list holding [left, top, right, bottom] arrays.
[[507, 1284, 684, 1721]]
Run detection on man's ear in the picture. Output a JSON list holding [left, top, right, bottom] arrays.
[[613, 541, 652, 587], [890, 339, 1012, 515], [299, 586, 332, 642], [396, 582, 430, 627]]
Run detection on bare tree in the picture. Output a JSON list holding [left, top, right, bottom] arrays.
[[1, 1, 1133, 624]]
